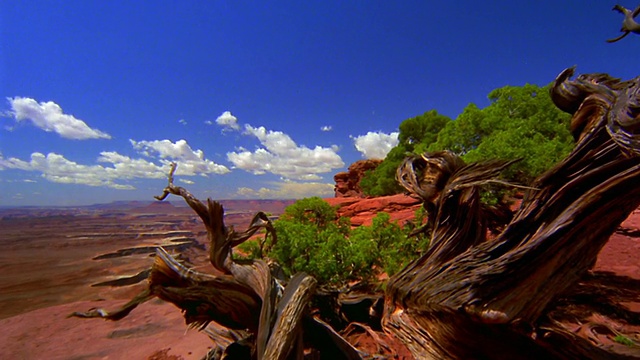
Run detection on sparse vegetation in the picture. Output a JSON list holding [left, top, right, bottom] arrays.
[[243, 197, 429, 285], [614, 334, 636, 347]]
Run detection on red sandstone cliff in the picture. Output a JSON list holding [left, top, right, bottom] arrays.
[[331, 159, 420, 226], [325, 194, 421, 227], [334, 159, 382, 198]]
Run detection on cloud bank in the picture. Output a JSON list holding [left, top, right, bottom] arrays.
[[352, 131, 399, 159], [130, 139, 230, 175], [0, 139, 228, 189], [0, 152, 150, 189], [7, 97, 111, 140], [227, 124, 344, 180], [236, 180, 334, 199]]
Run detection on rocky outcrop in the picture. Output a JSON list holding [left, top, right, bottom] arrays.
[[325, 194, 422, 227], [334, 159, 383, 198]]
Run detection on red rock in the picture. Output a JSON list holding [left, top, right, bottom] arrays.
[[325, 194, 422, 227], [334, 159, 383, 198]]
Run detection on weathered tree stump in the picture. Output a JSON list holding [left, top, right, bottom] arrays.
[[384, 68, 640, 359]]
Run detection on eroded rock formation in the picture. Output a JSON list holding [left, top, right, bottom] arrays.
[[325, 194, 421, 227], [334, 159, 382, 198]]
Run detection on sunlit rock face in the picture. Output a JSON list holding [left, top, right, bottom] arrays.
[[325, 194, 421, 227], [331, 159, 420, 227], [333, 159, 383, 198]]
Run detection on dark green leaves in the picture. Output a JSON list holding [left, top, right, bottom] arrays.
[[361, 83, 574, 196]]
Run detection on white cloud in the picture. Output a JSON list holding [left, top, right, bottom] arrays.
[[351, 131, 399, 159], [235, 180, 334, 199], [215, 111, 240, 131], [130, 139, 230, 175], [178, 119, 187, 125], [227, 124, 344, 180], [7, 97, 111, 140], [97, 151, 167, 179], [179, 179, 195, 185], [0, 139, 230, 190], [321, 125, 332, 132], [0, 152, 142, 189]]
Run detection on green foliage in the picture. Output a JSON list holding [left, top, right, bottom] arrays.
[[398, 110, 453, 151], [362, 83, 573, 197], [361, 110, 452, 196], [264, 198, 427, 286], [350, 212, 421, 276], [359, 146, 407, 196], [432, 84, 573, 184], [412, 206, 427, 228], [279, 196, 338, 228], [430, 103, 486, 154], [237, 239, 263, 259], [613, 334, 636, 347]]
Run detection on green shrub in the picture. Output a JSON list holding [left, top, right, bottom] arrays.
[[361, 84, 574, 198], [262, 198, 429, 286], [236, 239, 263, 259], [614, 334, 636, 347]]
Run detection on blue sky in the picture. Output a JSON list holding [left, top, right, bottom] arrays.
[[1, 1, 639, 206]]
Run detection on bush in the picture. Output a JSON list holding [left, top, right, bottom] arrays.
[[259, 198, 428, 286], [361, 111, 452, 196], [361, 84, 574, 197], [278, 196, 339, 229]]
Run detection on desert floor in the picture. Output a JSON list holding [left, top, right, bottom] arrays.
[[0, 201, 638, 359]]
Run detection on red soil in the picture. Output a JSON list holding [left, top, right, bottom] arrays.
[[0, 201, 639, 358]]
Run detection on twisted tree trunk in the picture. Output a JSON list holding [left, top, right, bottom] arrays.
[[383, 68, 640, 359], [72, 164, 361, 359]]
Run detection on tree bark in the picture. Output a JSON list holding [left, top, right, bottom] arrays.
[[384, 68, 640, 359], [72, 163, 359, 359]]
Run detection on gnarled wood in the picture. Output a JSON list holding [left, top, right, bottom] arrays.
[[73, 163, 362, 359], [384, 68, 640, 359]]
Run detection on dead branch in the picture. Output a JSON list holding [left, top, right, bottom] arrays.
[[384, 68, 640, 359], [73, 163, 364, 358]]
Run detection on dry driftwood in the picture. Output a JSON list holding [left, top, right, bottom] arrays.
[[384, 67, 640, 359], [72, 163, 361, 359]]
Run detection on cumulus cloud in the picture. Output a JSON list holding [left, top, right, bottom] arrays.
[[351, 131, 399, 159], [227, 124, 344, 180], [235, 180, 334, 199], [215, 111, 240, 131], [0, 152, 144, 189], [97, 151, 167, 179], [320, 125, 332, 132], [178, 119, 187, 125], [130, 139, 230, 175], [0, 139, 229, 189], [7, 97, 111, 140]]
